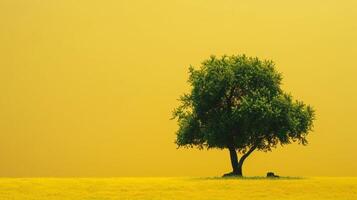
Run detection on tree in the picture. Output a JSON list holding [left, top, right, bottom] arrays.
[[172, 55, 315, 177]]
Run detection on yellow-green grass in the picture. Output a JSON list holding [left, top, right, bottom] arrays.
[[0, 177, 356, 200]]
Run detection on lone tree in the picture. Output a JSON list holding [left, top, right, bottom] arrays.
[[172, 55, 315, 177]]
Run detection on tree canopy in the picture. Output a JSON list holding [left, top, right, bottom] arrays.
[[172, 54, 315, 176]]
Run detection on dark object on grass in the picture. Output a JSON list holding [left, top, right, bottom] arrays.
[[267, 172, 280, 178]]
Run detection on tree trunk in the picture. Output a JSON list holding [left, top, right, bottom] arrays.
[[223, 147, 242, 177], [223, 145, 257, 177]]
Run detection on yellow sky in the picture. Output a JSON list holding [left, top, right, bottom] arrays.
[[1, 0, 357, 177]]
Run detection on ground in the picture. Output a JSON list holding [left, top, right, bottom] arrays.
[[0, 177, 356, 200]]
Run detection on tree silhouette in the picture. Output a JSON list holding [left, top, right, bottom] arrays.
[[172, 55, 315, 176]]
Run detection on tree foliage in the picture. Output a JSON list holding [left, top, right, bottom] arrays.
[[172, 54, 315, 176]]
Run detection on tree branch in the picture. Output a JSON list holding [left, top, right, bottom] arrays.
[[238, 145, 257, 166]]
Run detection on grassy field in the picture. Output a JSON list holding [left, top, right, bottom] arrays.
[[0, 177, 356, 200]]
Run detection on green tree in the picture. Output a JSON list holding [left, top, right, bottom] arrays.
[[172, 55, 315, 177]]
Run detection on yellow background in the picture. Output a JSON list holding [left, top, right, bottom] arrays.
[[0, 0, 356, 177]]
